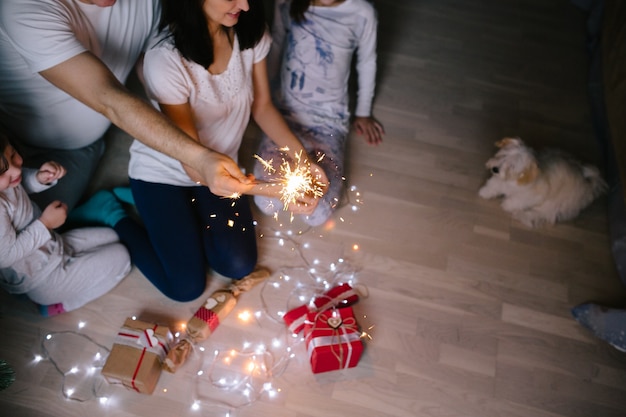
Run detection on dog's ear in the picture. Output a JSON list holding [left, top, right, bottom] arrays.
[[517, 161, 539, 185], [495, 137, 522, 148]]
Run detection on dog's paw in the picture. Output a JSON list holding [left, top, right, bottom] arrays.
[[513, 211, 551, 228]]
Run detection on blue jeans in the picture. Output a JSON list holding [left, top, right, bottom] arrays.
[[114, 179, 258, 302]]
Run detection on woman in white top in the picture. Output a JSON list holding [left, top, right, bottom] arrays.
[[121, 0, 325, 301]]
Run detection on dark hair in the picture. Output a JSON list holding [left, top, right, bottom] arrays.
[[290, 0, 312, 24], [0, 132, 9, 175], [159, 0, 267, 69]]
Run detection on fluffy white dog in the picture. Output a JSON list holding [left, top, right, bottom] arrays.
[[478, 137, 607, 227]]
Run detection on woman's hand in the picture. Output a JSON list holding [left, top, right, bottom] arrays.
[[201, 151, 256, 197]]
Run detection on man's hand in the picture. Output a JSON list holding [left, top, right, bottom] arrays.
[[36, 161, 66, 185], [39, 200, 68, 230], [201, 151, 256, 197]]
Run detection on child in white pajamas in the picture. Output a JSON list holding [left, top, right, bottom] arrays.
[[0, 132, 131, 316], [254, 0, 384, 226]]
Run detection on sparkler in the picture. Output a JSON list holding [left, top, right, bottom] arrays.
[[254, 148, 326, 211]]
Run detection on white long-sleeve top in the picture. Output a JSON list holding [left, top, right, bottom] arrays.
[[269, 0, 379, 127]]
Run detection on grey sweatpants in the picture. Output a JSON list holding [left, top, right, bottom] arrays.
[[27, 227, 131, 312]]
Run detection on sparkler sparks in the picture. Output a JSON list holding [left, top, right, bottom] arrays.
[[255, 149, 326, 211]]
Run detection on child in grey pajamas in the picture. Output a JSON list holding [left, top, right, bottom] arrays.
[[0, 132, 130, 316]]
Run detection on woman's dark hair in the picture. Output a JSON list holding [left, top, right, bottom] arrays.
[[290, 0, 312, 24], [159, 0, 267, 69]]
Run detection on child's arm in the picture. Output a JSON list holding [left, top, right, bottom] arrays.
[[21, 162, 66, 194], [353, 5, 384, 145], [0, 193, 58, 270], [250, 57, 328, 214]]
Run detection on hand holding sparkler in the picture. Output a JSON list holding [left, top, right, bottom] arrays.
[[250, 149, 328, 215]]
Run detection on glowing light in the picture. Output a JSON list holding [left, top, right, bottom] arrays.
[[191, 401, 201, 411], [46, 334, 52, 340], [68, 366, 79, 374], [255, 150, 326, 211], [78, 321, 86, 329], [66, 388, 75, 397], [238, 310, 252, 322], [227, 219, 235, 227], [352, 244, 360, 251], [99, 397, 108, 405]]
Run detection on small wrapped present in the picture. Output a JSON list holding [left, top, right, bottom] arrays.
[[186, 289, 239, 343], [304, 307, 363, 374], [101, 318, 173, 394], [163, 339, 193, 373], [284, 283, 360, 335], [186, 267, 270, 344]]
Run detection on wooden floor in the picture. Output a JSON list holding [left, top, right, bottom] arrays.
[[2, 0, 626, 416]]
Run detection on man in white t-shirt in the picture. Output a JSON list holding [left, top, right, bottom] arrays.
[[0, 0, 255, 211]]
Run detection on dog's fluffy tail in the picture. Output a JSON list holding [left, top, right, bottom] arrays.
[[582, 165, 608, 198]]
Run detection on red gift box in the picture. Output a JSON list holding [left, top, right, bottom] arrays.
[[304, 307, 363, 374]]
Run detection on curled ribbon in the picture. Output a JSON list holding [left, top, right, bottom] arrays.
[[306, 308, 361, 371], [283, 283, 361, 335]]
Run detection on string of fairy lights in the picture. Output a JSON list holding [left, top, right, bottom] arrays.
[[27, 174, 368, 416]]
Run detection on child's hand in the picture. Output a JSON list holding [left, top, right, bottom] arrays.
[[39, 200, 68, 230], [285, 162, 328, 215], [353, 116, 384, 146], [36, 161, 66, 185]]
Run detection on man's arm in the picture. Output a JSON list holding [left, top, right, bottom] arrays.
[[39, 51, 254, 196]]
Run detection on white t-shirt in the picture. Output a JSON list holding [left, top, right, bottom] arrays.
[[0, 0, 160, 149], [128, 32, 271, 187], [270, 0, 378, 127]]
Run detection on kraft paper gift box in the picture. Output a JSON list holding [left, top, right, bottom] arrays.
[[304, 307, 364, 374], [186, 289, 238, 343], [101, 318, 173, 394], [186, 267, 270, 344]]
